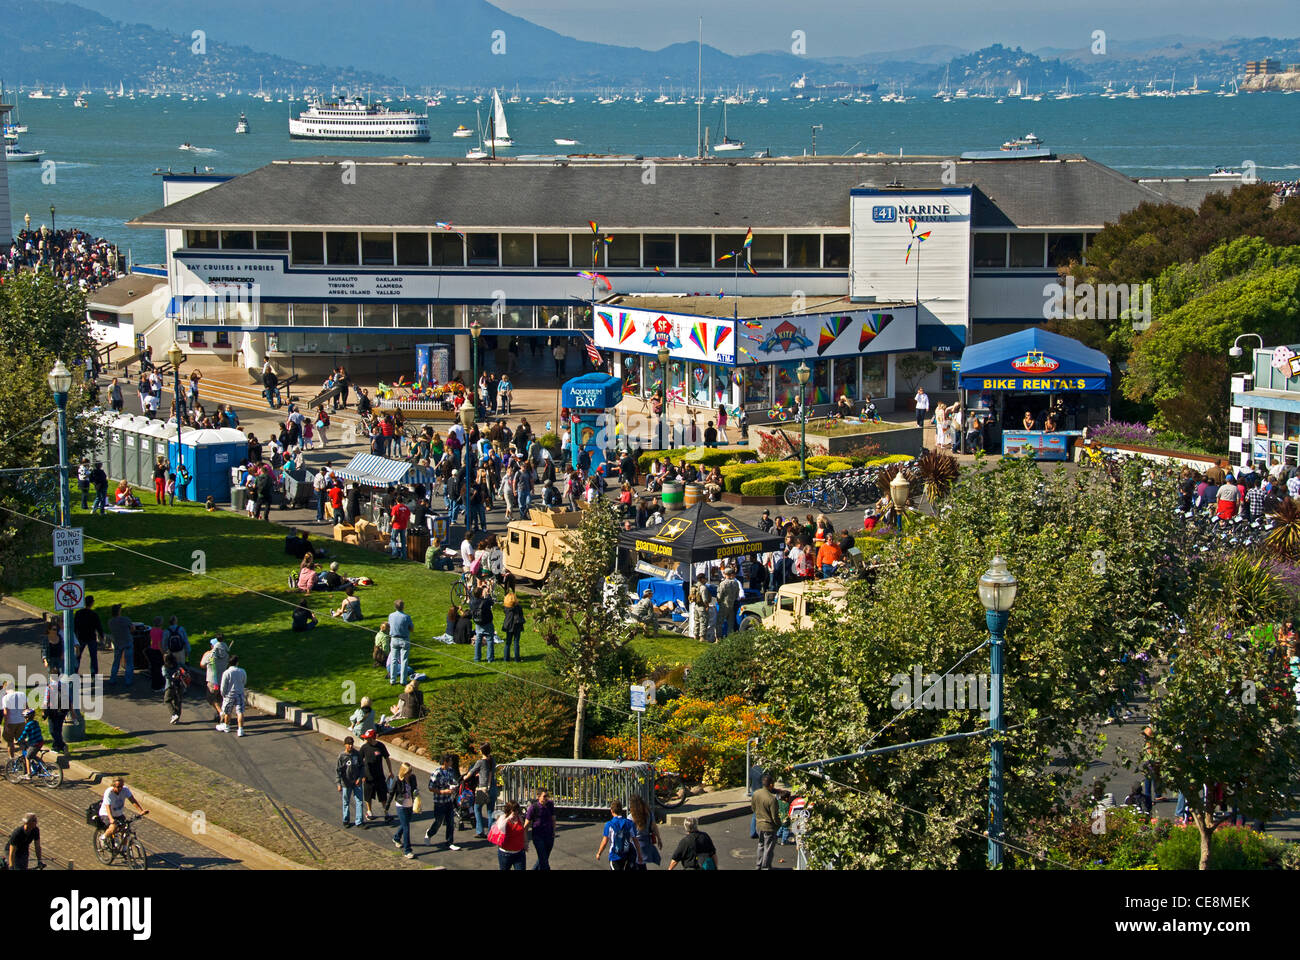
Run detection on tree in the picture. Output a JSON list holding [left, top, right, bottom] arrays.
[[1144, 556, 1300, 869], [896, 353, 937, 394], [532, 499, 640, 758], [754, 458, 1215, 868], [0, 270, 94, 361]]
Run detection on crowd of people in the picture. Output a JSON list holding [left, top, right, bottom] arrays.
[[1, 227, 123, 293], [1177, 457, 1300, 521]]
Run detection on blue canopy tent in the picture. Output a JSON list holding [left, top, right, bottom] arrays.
[[957, 329, 1112, 458], [562, 373, 624, 473]]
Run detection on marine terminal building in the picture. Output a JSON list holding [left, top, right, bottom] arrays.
[[127, 152, 1237, 415]]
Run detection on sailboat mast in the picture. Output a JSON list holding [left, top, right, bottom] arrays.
[[696, 17, 703, 158]]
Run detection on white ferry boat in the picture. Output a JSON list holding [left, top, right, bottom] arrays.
[[1001, 132, 1044, 151], [5, 143, 45, 162], [288, 98, 430, 142], [235, 113, 249, 134]]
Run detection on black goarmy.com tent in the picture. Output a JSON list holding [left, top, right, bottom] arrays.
[[618, 502, 782, 565]]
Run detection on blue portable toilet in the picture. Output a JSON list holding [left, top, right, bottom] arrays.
[[169, 428, 248, 502], [561, 373, 624, 474]]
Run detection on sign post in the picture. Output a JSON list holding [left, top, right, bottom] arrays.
[[52, 527, 84, 567], [53, 523, 86, 744], [630, 684, 647, 761]]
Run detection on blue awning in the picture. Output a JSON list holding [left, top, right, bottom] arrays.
[[959, 328, 1111, 392], [334, 453, 432, 488]]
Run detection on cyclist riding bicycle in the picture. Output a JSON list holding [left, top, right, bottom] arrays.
[[16, 708, 44, 779], [98, 777, 148, 846]]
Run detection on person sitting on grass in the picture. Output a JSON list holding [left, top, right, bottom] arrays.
[[386, 679, 425, 723], [284, 530, 316, 560], [114, 480, 141, 509], [296, 561, 317, 594], [434, 605, 459, 644], [291, 602, 317, 632], [331, 583, 363, 622]]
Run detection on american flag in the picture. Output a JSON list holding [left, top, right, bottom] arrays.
[[582, 333, 604, 368]]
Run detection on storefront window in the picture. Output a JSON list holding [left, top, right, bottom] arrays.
[[750, 234, 783, 268], [291, 303, 323, 326], [714, 234, 746, 265], [537, 234, 570, 267], [787, 234, 820, 268], [432, 233, 464, 266], [326, 232, 359, 266], [540, 305, 571, 330], [773, 362, 799, 409], [397, 305, 428, 328], [607, 234, 640, 268], [500, 233, 534, 267], [290, 232, 324, 266], [823, 235, 850, 269], [668, 358, 686, 401], [645, 356, 665, 399], [679, 234, 711, 268], [395, 233, 429, 266], [862, 356, 887, 399], [643, 234, 675, 268], [361, 304, 394, 327], [466, 233, 499, 266], [430, 306, 457, 328], [811, 360, 830, 405], [832, 357, 857, 400], [327, 304, 358, 327], [742, 365, 768, 406], [689, 362, 712, 405], [361, 232, 394, 266], [622, 354, 641, 395]]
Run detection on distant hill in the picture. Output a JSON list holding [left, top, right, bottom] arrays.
[[927, 44, 1091, 93], [0, 1, 396, 90], [1043, 36, 1300, 85]]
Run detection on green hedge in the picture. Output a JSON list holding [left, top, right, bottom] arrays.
[[1153, 824, 1288, 870], [637, 446, 748, 472], [720, 453, 912, 493]]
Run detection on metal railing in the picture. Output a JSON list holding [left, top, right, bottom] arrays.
[[499, 758, 654, 813]]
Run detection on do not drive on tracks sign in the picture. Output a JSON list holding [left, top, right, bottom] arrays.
[[53, 527, 84, 567], [53, 579, 86, 612]]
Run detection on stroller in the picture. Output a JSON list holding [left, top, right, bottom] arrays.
[[455, 781, 478, 830]]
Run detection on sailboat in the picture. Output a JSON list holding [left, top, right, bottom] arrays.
[[465, 110, 489, 158], [712, 101, 743, 151], [485, 89, 513, 147], [933, 66, 951, 99]]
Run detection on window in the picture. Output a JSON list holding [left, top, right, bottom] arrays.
[[824, 235, 850, 269], [361, 304, 393, 326], [714, 234, 746, 266], [607, 234, 640, 268], [260, 303, 289, 326], [688, 362, 712, 405], [397, 305, 428, 328], [1047, 233, 1084, 267], [326, 232, 359, 266], [215, 331, 230, 347], [572, 235, 596, 269], [327, 304, 358, 327], [537, 234, 570, 267], [290, 232, 324, 266], [500, 233, 534, 267], [973, 233, 1008, 268], [256, 231, 289, 251], [88, 310, 118, 327], [1008, 233, 1045, 268], [361, 232, 394, 266], [189, 330, 207, 346], [466, 233, 499, 266], [832, 357, 857, 400], [742, 366, 768, 406], [787, 234, 820, 268], [430, 306, 457, 328], [643, 234, 675, 269], [186, 230, 219, 249], [863, 355, 887, 398], [395, 233, 429, 267], [291, 303, 322, 326], [778, 595, 796, 613], [432, 233, 464, 266], [678, 234, 711, 268], [621, 354, 641, 395], [751, 234, 783, 268], [220, 230, 254, 250]]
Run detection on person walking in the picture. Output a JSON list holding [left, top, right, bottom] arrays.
[[628, 793, 662, 870], [6, 814, 43, 871], [199, 635, 230, 724], [336, 736, 366, 828], [73, 594, 104, 676], [216, 655, 247, 737], [387, 600, 413, 686], [109, 378, 124, 414], [467, 743, 497, 839], [668, 817, 717, 870], [359, 729, 394, 822], [41, 674, 69, 752], [524, 788, 556, 870], [389, 498, 410, 559], [262, 362, 281, 409], [423, 752, 462, 851], [914, 386, 930, 431], [162, 652, 187, 724], [595, 799, 641, 870], [146, 616, 166, 691], [105, 603, 134, 687], [390, 762, 420, 859], [752, 773, 785, 869], [90, 461, 109, 515], [500, 590, 524, 663], [492, 799, 527, 870], [77, 458, 91, 510]]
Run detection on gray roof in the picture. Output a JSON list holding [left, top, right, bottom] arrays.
[[127, 153, 1203, 234], [1137, 176, 1241, 209]]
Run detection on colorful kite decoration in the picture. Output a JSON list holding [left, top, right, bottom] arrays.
[[742, 320, 764, 329], [687, 320, 709, 355], [653, 266, 665, 275], [717, 288, 725, 300], [745, 333, 764, 343], [817, 315, 852, 355], [717, 251, 736, 262], [577, 271, 612, 291], [743, 227, 753, 249], [596, 309, 636, 343], [433, 221, 465, 239], [588, 220, 600, 236], [858, 312, 894, 350], [904, 217, 932, 264], [712, 325, 733, 352], [745, 261, 758, 277], [598, 310, 616, 339]]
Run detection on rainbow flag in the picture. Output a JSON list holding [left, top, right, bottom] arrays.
[[588, 220, 599, 236], [717, 251, 735, 262], [653, 266, 664, 275], [743, 227, 753, 248], [745, 261, 758, 277]]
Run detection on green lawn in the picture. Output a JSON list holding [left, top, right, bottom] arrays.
[[13, 492, 702, 723], [804, 418, 911, 437]]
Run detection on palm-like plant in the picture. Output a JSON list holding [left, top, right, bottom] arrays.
[[1265, 498, 1300, 562], [915, 449, 960, 503]]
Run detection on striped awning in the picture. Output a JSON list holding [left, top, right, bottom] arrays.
[[334, 453, 432, 489]]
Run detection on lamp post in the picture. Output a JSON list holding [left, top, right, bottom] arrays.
[[889, 471, 910, 531], [47, 360, 75, 678], [166, 341, 185, 496], [464, 320, 481, 537], [24, 213, 31, 233], [1228, 333, 1263, 359], [50, 204, 55, 233], [657, 344, 670, 451], [796, 361, 811, 479], [978, 555, 1017, 869]]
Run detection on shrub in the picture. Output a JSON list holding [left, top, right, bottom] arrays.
[[686, 631, 768, 701], [1153, 824, 1282, 870], [1019, 805, 1169, 870], [536, 432, 562, 458], [1088, 421, 1158, 445], [636, 446, 746, 472], [839, 439, 886, 462], [806, 456, 855, 472], [423, 677, 574, 762]]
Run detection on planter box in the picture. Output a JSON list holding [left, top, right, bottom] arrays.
[[1076, 439, 1222, 469], [746, 422, 923, 457]]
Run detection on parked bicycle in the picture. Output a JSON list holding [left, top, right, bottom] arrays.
[[653, 761, 689, 808], [450, 571, 505, 607], [91, 813, 149, 870], [783, 476, 848, 513], [4, 749, 63, 789]]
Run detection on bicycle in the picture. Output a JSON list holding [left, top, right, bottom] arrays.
[[783, 477, 848, 513], [652, 762, 689, 808], [91, 813, 149, 870], [4, 748, 63, 789], [449, 571, 505, 607]]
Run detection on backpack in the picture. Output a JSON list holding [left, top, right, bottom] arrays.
[[85, 801, 102, 825], [166, 626, 185, 654], [607, 816, 632, 860]]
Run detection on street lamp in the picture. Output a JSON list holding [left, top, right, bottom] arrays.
[[464, 320, 481, 537], [657, 344, 670, 451], [47, 359, 75, 680], [166, 341, 185, 496], [23, 213, 31, 232], [889, 471, 910, 530], [1228, 333, 1263, 359], [978, 555, 1018, 869], [50, 204, 56, 233], [797, 361, 811, 479]]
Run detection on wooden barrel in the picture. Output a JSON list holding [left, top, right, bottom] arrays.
[[683, 482, 703, 508], [661, 481, 685, 511], [407, 531, 430, 562]]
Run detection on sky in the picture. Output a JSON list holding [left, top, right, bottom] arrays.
[[489, 0, 1299, 57]]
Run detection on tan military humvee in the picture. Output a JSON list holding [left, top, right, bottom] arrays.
[[503, 508, 581, 583], [738, 579, 850, 633]]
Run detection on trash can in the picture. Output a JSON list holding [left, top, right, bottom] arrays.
[[231, 486, 248, 513], [661, 481, 684, 511], [683, 482, 703, 508], [407, 530, 429, 562]]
